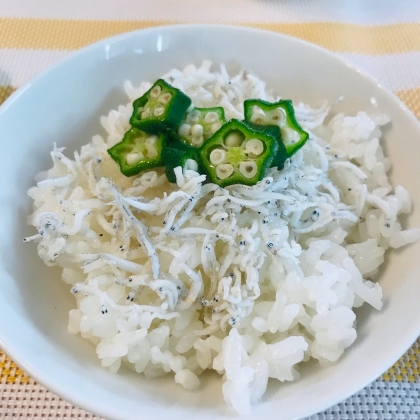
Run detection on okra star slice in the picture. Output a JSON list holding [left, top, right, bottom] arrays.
[[130, 79, 192, 134], [176, 106, 227, 147], [244, 99, 309, 156], [107, 128, 165, 177], [198, 119, 278, 187], [161, 141, 201, 183]]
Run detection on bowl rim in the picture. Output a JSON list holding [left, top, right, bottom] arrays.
[[1, 23, 420, 420]]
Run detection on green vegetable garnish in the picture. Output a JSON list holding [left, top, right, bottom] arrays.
[[110, 78, 305, 186], [198, 119, 278, 187], [130, 79, 191, 134], [244, 99, 308, 156], [107, 127, 165, 177], [174, 106, 227, 147], [162, 140, 202, 183]]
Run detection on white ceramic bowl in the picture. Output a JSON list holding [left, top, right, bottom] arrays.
[[1, 25, 420, 420]]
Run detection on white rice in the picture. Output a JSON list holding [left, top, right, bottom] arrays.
[[25, 61, 420, 414]]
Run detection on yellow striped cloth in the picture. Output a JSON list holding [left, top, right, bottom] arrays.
[[2, 26, 420, 117], [1, 1, 420, 118], [0, 0, 419, 417]]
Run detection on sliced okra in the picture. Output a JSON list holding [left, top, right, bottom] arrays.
[[174, 106, 227, 147], [198, 119, 278, 187], [130, 79, 192, 134], [244, 99, 309, 156], [107, 127, 165, 177]]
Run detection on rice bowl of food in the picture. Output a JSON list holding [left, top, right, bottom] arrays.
[[1, 25, 420, 420]]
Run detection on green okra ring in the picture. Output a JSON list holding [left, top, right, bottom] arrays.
[[244, 99, 309, 157], [107, 128, 166, 177], [174, 106, 227, 148], [130, 79, 192, 134], [198, 119, 278, 187]]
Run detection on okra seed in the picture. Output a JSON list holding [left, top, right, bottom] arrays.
[[211, 122, 222, 133], [281, 126, 300, 144], [187, 110, 201, 122], [126, 151, 144, 165], [146, 145, 158, 159], [245, 138, 264, 157], [210, 148, 227, 165], [141, 109, 151, 119], [150, 85, 161, 98], [158, 92, 172, 104], [250, 113, 266, 125], [204, 112, 218, 123], [154, 106, 165, 116], [239, 161, 257, 178], [224, 131, 245, 147], [191, 124, 204, 137], [185, 159, 199, 171], [178, 123, 192, 137], [191, 135, 204, 145], [145, 135, 158, 146], [267, 108, 286, 125], [216, 163, 234, 179]]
